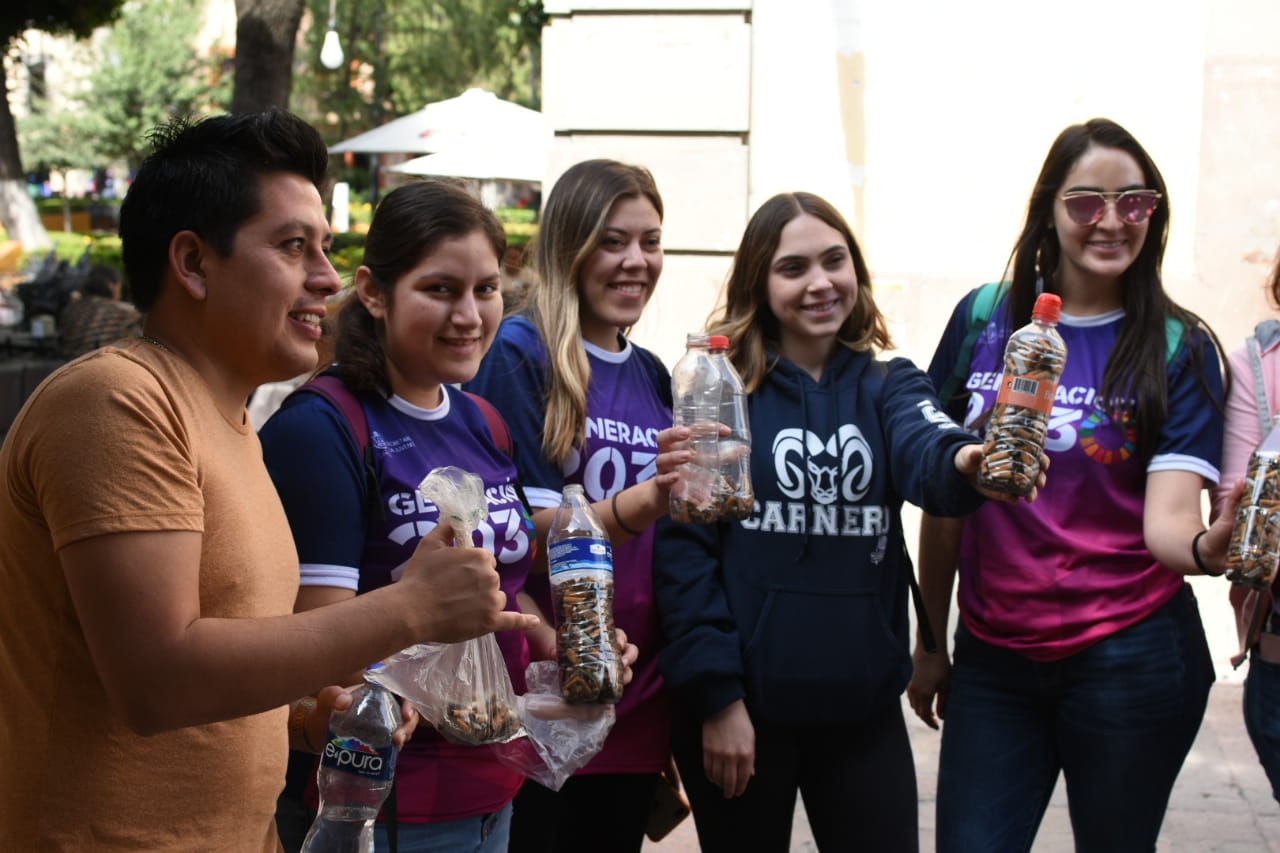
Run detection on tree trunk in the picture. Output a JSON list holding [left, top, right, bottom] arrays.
[[0, 59, 51, 252], [230, 0, 307, 114]]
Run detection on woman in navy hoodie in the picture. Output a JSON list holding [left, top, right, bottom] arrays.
[[653, 192, 1036, 852]]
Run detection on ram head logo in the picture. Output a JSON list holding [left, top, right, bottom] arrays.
[[772, 425, 873, 505]]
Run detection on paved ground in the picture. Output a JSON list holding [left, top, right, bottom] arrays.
[[644, 575, 1280, 852]]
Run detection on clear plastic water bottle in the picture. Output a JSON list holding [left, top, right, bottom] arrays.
[[670, 333, 724, 523], [548, 484, 623, 704], [977, 292, 1067, 497], [707, 335, 753, 519], [1226, 422, 1280, 590], [300, 672, 402, 853], [671, 333, 754, 521]]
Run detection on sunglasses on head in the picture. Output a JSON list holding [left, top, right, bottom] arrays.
[[1060, 190, 1162, 226]]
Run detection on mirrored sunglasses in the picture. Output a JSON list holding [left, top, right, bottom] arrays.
[[1060, 190, 1162, 226]]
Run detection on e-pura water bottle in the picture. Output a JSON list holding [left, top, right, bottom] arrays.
[[977, 292, 1067, 497], [300, 672, 402, 853]]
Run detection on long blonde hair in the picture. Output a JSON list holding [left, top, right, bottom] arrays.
[[708, 192, 889, 392], [513, 159, 664, 465]]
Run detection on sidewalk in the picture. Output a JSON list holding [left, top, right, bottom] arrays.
[[645, 576, 1280, 852]]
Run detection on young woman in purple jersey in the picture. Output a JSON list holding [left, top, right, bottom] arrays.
[[260, 180, 638, 853], [467, 159, 691, 853], [908, 118, 1236, 852]]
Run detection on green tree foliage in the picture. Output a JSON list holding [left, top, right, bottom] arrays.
[[0, 0, 123, 46], [294, 0, 545, 144], [78, 0, 233, 169], [0, 0, 124, 249]]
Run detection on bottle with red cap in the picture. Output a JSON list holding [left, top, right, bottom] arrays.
[[707, 334, 753, 519], [977, 292, 1068, 497], [670, 333, 754, 523]]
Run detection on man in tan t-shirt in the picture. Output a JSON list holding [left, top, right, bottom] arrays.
[[0, 110, 539, 851]]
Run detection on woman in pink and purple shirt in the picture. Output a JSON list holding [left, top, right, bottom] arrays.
[[908, 118, 1236, 852]]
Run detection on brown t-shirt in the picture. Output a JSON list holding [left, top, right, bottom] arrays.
[[0, 341, 298, 850]]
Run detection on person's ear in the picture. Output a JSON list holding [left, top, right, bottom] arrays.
[[169, 230, 209, 301], [355, 266, 386, 319]]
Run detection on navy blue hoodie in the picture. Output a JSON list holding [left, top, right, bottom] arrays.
[[653, 347, 984, 726]]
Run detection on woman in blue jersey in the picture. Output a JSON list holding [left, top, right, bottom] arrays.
[[261, 180, 637, 853], [652, 191, 1022, 852], [467, 159, 690, 853], [907, 118, 1235, 852]]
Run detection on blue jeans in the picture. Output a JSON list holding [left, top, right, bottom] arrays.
[[936, 585, 1212, 853], [373, 804, 512, 853], [1244, 647, 1280, 802]]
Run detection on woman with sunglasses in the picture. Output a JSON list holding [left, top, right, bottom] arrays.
[[907, 117, 1234, 852]]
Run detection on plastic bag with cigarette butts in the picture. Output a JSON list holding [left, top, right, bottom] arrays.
[[366, 467, 523, 745], [367, 467, 615, 786]]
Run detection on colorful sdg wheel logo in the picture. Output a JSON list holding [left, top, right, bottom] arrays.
[[1079, 406, 1135, 464]]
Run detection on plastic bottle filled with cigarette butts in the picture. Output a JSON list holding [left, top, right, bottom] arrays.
[[977, 293, 1067, 496], [1225, 423, 1280, 590], [548, 485, 624, 704]]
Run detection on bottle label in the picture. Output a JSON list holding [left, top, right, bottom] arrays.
[[319, 735, 398, 782], [994, 374, 1058, 415], [548, 537, 613, 584]]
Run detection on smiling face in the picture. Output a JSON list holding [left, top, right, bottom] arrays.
[[577, 195, 663, 351], [766, 213, 859, 375], [359, 229, 503, 408], [199, 171, 341, 389], [1052, 144, 1151, 309]]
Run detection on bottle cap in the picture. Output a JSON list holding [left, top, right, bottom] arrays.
[[708, 335, 729, 350], [1032, 293, 1062, 323]]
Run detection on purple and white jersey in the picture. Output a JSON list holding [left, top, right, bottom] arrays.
[[260, 382, 534, 821], [929, 298, 1223, 661], [467, 315, 674, 774]]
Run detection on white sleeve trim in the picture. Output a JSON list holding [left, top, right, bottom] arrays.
[[525, 486, 563, 510], [299, 563, 360, 590], [1148, 453, 1220, 485]]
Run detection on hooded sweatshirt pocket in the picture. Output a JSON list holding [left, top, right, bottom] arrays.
[[742, 585, 910, 726]]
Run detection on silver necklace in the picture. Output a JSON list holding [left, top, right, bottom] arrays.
[[138, 333, 171, 352]]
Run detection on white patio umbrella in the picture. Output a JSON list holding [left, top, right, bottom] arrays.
[[329, 88, 550, 156], [387, 139, 549, 184]]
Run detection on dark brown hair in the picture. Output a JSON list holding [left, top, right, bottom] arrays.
[[333, 180, 506, 396]]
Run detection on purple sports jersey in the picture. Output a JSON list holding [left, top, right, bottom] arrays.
[[261, 385, 533, 823], [468, 316, 673, 774], [932, 302, 1222, 661]]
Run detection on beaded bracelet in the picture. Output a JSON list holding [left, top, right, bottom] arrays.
[[611, 490, 645, 537], [1192, 529, 1224, 577]]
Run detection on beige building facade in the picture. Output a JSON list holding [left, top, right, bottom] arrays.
[[541, 0, 1280, 370]]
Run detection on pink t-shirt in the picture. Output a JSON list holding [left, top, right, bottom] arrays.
[[1214, 335, 1280, 513]]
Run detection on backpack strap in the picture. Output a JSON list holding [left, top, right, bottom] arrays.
[[291, 373, 383, 525], [937, 282, 1008, 408], [1249, 320, 1280, 434], [464, 390, 512, 456], [463, 390, 536, 533], [1164, 317, 1184, 366]]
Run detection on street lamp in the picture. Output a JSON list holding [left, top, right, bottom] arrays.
[[320, 0, 344, 70]]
